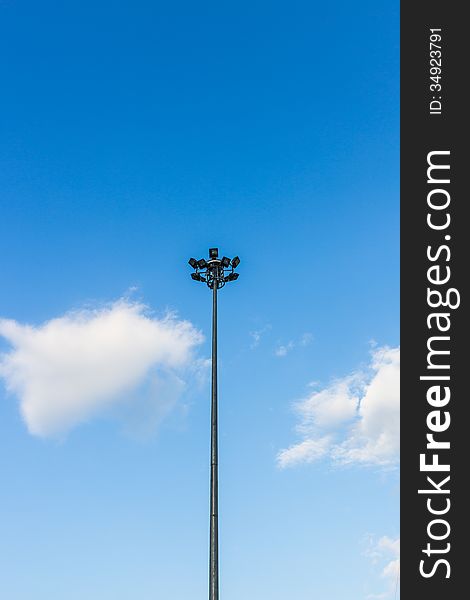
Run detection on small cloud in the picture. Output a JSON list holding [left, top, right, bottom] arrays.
[[275, 341, 294, 357], [277, 346, 400, 468], [0, 299, 203, 437], [364, 535, 400, 598], [300, 332, 314, 346], [295, 374, 361, 428], [275, 333, 313, 357], [249, 324, 271, 349], [382, 558, 400, 581], [276, 436, 332, 468], [377, 536, 400, 558]]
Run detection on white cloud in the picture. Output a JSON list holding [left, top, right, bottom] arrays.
[[277, 346, 399, 468], [275, 341, 294, 357], [276, 436, 332, 468], [300, 332, 314, 346], [379, 536, 400, 588], [249, 324, 271, 349], [0, 300, 203, 437], [382, 557, 400, 581], [275, 333, 313, 357], [365, 535, 400, 599], [296, 374, 361, 428]]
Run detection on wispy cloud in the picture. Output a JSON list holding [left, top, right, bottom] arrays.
[[365, 535, 400, 599], [249, 324, 271, 349], [275, 332, 313, 357], [0, 299, 203, 437], [277, 346, 399, 468], [275, 341, 294, 357]]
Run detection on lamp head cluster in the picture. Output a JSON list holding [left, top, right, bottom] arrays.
[[188, 248, 240, 289]]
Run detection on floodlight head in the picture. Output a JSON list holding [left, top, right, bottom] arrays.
[[225, 272, 239, 282], [188, 248, 239, 289]]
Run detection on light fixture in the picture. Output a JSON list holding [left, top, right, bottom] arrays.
[[225, 272, 239, 282], [190, 250, 240, 289]]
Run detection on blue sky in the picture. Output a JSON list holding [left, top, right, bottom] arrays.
[[0, 2, 399, 598]]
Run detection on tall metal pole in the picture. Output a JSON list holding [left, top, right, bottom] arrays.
[[210, 281, 219, 600], [187, 248, 240, 600]]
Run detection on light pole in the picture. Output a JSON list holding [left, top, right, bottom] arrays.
[[188, 248, 240, 600]]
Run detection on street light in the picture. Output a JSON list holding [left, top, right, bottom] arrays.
[[188, 247, 240, 600]]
